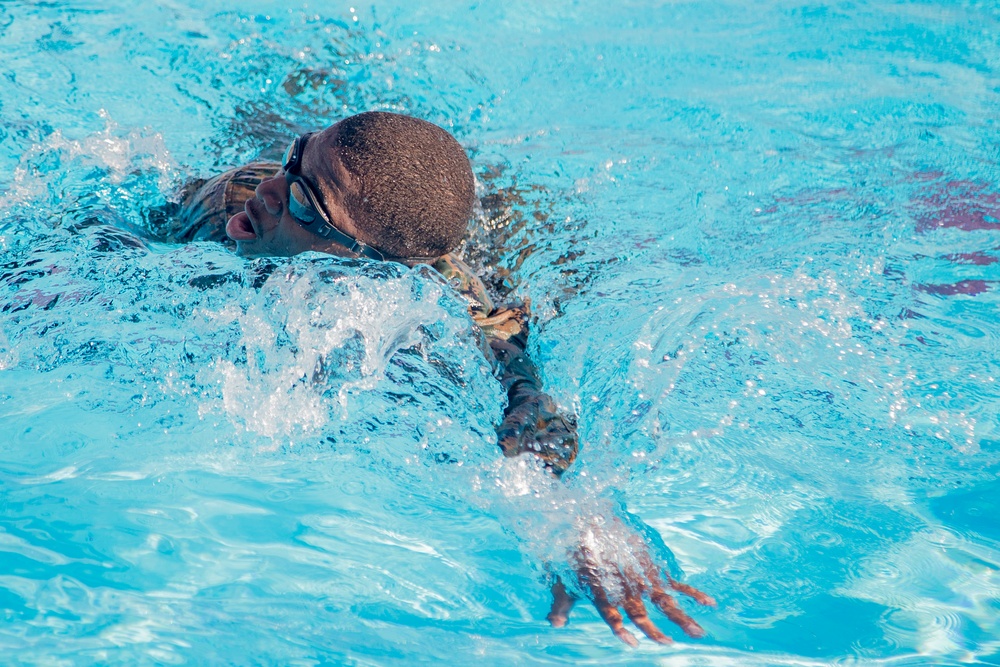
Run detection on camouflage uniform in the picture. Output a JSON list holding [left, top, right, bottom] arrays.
[[173, 164, 578, 473], [168, 162, 282, 244]]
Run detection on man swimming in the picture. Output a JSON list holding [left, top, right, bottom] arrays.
[[168, 110, 714, 646]]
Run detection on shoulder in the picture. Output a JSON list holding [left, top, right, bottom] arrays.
[[176, 161, 281, 243], [226, 161, 282, 188], [182, 161, 281, 208], [184, 161, 281, 210]]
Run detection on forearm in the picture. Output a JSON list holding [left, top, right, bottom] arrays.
[[490, 330, 578, 474]]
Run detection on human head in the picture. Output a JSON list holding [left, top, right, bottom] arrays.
[[225, 111, 475, 262]]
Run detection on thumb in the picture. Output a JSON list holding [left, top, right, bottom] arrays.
[[546, 580, 577, 628]]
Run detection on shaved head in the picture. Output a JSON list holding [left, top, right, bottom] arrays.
[[328, 112, 475, 259]]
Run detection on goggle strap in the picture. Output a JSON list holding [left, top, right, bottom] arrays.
[[307, 217, 386, 261]]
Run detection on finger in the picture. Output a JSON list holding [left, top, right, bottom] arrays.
[[621, 594, 672, 644], [596, 600, 639, 648], [546, 580, 577, 628], [575, 557, 639, 647], [631, 536, 716, 608], [620, 564, 671, 644], [667, 575, 717, 607], [649, 588, 706, 639], [588, 574, 637, 646], [637, 549, 711, 637]]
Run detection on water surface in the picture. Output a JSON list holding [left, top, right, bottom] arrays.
[[1, 1, 999, 664]]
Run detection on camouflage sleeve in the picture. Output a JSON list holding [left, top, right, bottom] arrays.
[[167, 161, 281, 244], [433, 255, 579, 474]]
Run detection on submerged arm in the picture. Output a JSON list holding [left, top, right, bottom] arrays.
[[489, 308, 715, 643], [437, 255, 713, 644], [481, 302, 716, 645]]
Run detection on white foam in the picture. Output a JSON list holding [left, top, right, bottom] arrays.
[[2, 110, 180, 214], [195, 261, 491, 442]]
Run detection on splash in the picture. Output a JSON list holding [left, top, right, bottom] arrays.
[[1, 110, 180, 224], [198, 260, 493, 440]]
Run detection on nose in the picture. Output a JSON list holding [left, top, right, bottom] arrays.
[[256, 174, 285, 217]]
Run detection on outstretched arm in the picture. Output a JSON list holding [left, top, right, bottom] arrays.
[[435, 254, 715, 644]]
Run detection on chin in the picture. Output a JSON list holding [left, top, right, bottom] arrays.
[[234, 241, 262, 258]]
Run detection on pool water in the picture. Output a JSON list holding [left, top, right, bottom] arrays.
[[2, 0, 999, 664]]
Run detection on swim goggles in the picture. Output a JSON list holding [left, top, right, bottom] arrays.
[[282, 133, 390, 261]]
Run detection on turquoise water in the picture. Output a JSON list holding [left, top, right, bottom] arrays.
[[2, 0, 999, 664]]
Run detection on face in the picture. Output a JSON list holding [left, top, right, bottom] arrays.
[[225, 124, 368, 258]]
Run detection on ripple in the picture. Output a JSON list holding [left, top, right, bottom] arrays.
[[264, 486, 293, 502]]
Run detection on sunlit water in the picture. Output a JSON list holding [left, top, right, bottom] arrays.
[[1, 1, 999, 664]]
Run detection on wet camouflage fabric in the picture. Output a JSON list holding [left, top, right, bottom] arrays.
[[174, 163, 578, 473]]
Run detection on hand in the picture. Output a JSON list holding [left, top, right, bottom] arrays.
[[547, 520, 715, 646]]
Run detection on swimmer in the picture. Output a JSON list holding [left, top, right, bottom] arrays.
[[168, 110, 715, 645]]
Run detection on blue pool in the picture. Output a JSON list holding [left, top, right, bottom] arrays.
[[1, 1, 999, 664]]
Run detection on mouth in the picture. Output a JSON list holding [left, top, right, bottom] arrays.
[[226, 199, 261, 242]]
